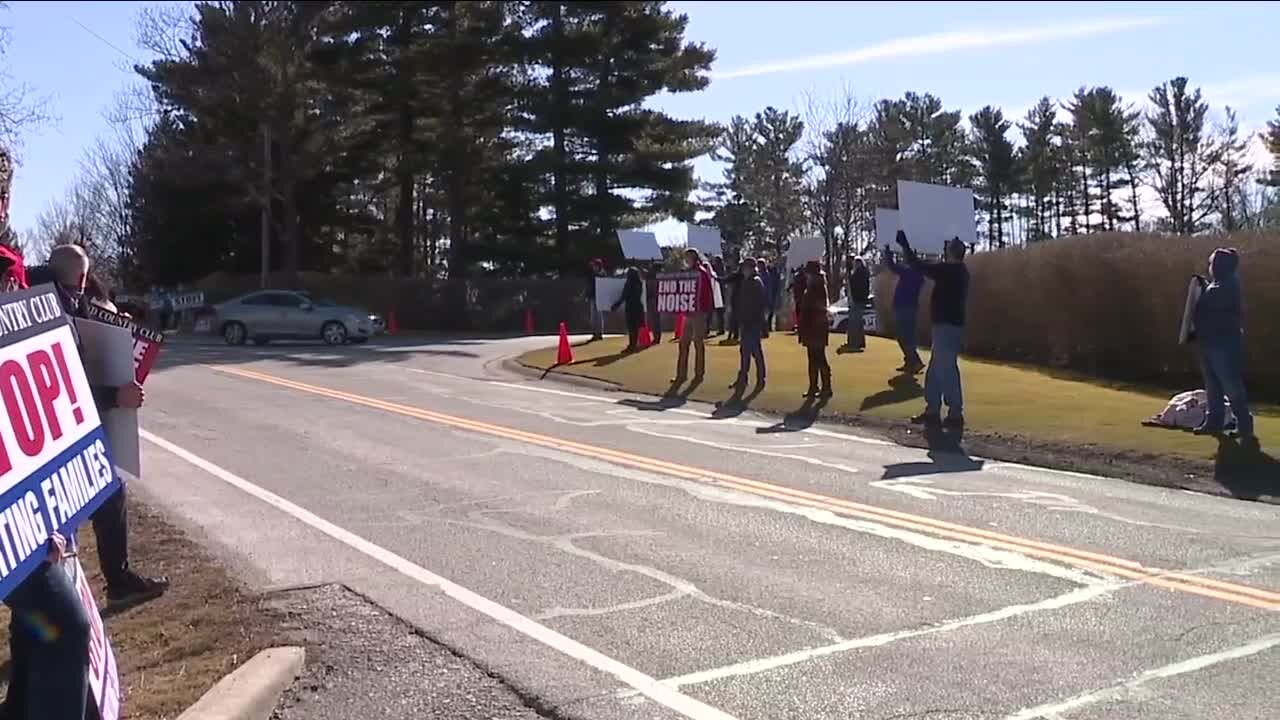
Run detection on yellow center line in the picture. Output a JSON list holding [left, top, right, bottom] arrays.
[[209, 365, 1280, 612]]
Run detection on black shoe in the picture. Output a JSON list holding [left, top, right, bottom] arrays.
[[803, 388, 819, 399], [1192, 424, 1224, 436], [910, 412, 942, 426], [107, 572, 170, 608], [943, 415, 965, 430], [819, 388, 833, 399]]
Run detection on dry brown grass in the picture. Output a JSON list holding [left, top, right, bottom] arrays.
[[0, 500, 284, 719], [874, 231, 1280, 400]]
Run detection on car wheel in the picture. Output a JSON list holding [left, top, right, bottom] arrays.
[[223, 321, 247, 346], [322, 321, 347, 346]]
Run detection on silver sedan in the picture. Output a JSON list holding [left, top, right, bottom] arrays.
[[212, 290, 382, 346]]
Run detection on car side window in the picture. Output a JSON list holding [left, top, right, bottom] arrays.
[[241, 293, 274, 306], [275, 293, 305, 308]]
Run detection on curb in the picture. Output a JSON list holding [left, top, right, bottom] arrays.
[[176, 646, 306, 720]]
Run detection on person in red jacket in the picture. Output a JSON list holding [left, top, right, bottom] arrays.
[[674, 248, 714, 383], [797, 261, 832, 398]]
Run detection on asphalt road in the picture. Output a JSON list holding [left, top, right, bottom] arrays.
[[135, 335, 1280, 720]]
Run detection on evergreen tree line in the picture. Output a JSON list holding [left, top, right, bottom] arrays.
[[114, 0, 717, 287], [715, 85, 1280, 271]]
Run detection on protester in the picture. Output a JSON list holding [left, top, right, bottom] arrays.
[[884, 244, 926, 373], [759, 259, 778, 338], [585, 258, 606, 341], [897, 231, 969, 427], [732, 258, 767, 389], [1190, 248, 1255, 442], [710, 256, 727, 337], [844, 256, 870, 352], [725, 260, 743, 343], [798, 261, 832, 398], [1, 145, 94, 720], [674, 248, 713, 383], [645, 263, 662, 343], [39, 245, 171, 607], [612, 266, 646, 353], [789, 267, 806, 335]]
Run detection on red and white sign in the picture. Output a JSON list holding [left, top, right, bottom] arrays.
[[67, 557, 120, 720], [84, 304, 164, 384]]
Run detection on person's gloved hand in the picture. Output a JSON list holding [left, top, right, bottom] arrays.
[[117, 382, 145, 409]]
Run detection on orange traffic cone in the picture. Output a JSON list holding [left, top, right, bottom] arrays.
[[387, 310, 399, 335], [556, 322, 574, 365], [523, 307, 535, 335], [674, 313, 685, 340], [637, 323, 653, 349]]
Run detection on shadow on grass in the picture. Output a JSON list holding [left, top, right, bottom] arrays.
[[757, 396, 830, 434], [1214, 437, 1280, 500], [860, 372, 924, 412], [881, 425, 985, 478]]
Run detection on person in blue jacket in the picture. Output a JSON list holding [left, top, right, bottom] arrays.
[[1191, 247, 1254, 443], [884, 244, 926, 373]]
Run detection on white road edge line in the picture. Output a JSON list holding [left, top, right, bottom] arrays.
[[1003, 631, 1280, 719], [139, 429, 742, 720]]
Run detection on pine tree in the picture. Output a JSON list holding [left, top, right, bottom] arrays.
[[968, 106, 1017, 248], [523, 1, 718, 270], [864, 98, 910, 211], [1211, 107, 1254, 232], [1144, 77, 1220, 235], [749, 107, 806, 258], [1264, 104, 1280, 187], [1018, 97, 1059, 241]]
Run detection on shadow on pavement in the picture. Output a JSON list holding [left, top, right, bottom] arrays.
[[712, 382, 765, 419], [757, 396, 830, 434], [881, 425, 985, 478], [151, 335, 500, 374], [859, 372, 924, 412], [1214, 437, 1279, 500]]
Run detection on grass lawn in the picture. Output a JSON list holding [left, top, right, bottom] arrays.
[[0, 500, 285, 719], [519, 333, 1280, 465]]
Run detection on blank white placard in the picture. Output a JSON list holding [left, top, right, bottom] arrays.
[[897, 180, 976, 255], [616, 230, 663, 261]]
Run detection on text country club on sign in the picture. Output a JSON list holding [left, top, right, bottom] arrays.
[[85, 303, 165, 384], [657, 272, 700, 314], [0, 284, 121, 600]]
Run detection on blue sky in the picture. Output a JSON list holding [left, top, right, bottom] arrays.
[[4, 0, 1278, 241]]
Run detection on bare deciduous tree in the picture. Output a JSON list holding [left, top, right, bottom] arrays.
[[0, 2, 52, 150]]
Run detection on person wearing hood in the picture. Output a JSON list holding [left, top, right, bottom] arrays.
[[798, 261, 832, 398], [1191, 248, 1254, 442], [611, 266, 646, 353]]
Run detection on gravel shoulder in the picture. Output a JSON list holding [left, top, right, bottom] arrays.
[[269, 584, 546, 720]]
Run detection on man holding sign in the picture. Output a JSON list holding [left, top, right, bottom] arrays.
[[39, 246, 170, 607]]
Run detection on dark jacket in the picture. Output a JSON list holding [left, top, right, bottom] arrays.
[[797, 274, 829, 349], [903, 246, 968, 328], [1194, 248, 1244, 345], [27, 265, 118, 411], [613, 268, 645, 317], [847, 263, 870, 304], [736, 275, 767, 333], [885, 250, 925, 308]]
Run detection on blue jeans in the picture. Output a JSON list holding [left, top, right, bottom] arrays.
[[1198, 339, 1254, 437], [896, 305, 922, 368], [3, 562, 91, 720], [736, 328, 766, 385], [926, 323, 964, 418]]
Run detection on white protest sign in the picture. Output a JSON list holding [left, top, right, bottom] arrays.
[[596, 277, 648, 312], [875, 208, 901, 249], [0, 285, 122, 600], [786, 236, 824, 268], [897, 180, 977, 255], [66, 556, 121, 720], [1179, 278, 1202, 345], [75, 319, 140, 478], [685, 225, 723, 257], [616, 230, 663, 261]]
